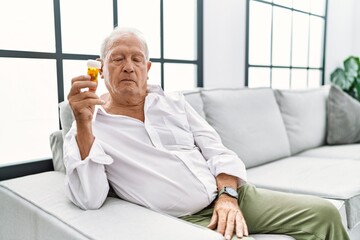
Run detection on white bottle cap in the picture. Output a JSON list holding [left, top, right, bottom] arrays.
[[87, 59, 101, 69]]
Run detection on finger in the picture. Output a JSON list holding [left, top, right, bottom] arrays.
[[216, 210, 227, 236], [224, 210, 236, 240], [243, 217, 249, 237], [71, 99, 105, 116], [72, 98, 105, 108], [235, 212, 247, 238], [69, 91, 100, 103], [69, 92, 104, 113], [207, 212, 218, 230], [68, 81, 97, 98], [71, 75, 91, 85]]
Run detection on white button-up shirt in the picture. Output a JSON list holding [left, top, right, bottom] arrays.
[[64, 85, 247, 217]]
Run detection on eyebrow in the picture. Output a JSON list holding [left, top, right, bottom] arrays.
[[110, 49, 145, 57]]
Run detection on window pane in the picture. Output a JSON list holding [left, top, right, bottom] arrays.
[[61, 0, 113, 55], [311, 1, 326, 16], [308, 16, 324, 68], [249, 1, 272, 65], [291, 69, 308, 89], [292, 12, 309, 67], [0, 58, 58, 165], [163, 0, 197, 60], [293, 0, 310, 12], [0, 0, 55, 52], [272, 68, 290, 89], [308, 70, 322, 88], [63, 60, 109, 100], [148, 62, 162, 86], [248, 67, 271, 88], [273, 0, 292, 8], [164, 64, 196, 92], [118, 0, 161, 58], [272, 7, 292, 66]]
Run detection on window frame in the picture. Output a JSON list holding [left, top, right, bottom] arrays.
[[0, 0, 204, 177], [245, 0, 329, 88]]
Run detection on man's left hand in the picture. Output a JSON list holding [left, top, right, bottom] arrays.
[[207, 195, 248, 240]]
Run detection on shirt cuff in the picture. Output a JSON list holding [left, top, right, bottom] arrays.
[[207, 155, 247, 186], [64, 135, 113, 174]]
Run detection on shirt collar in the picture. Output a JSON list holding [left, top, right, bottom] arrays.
[[92, 84, 164, 121], [147, 84, 165, 96]]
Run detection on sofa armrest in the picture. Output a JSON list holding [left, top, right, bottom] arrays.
[[0, 172, 223, 240]]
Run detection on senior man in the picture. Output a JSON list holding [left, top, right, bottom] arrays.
[[64, 27, 349, 240]]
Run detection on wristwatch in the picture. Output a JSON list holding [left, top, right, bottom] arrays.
[[218, 186, 238, 199]]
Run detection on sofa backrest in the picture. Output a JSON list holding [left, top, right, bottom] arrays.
[[52, 86, 330, 172], [182, 89, 206, 119], [200, 88, 291, 168], [274, 86, 330, 155]]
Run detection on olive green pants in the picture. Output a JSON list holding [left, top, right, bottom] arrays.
[[180, 184, 349, 240]]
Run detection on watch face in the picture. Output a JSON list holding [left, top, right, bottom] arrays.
[[226, 187, 237, 197]]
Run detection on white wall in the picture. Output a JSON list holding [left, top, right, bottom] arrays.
[[204, 0, 359, 88], [352, 0, 360, 56], [324, 0, 359, 83], [203, 0, 247, 88]]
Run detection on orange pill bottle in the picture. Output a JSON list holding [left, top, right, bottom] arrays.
[[87, 59, 101, 91]]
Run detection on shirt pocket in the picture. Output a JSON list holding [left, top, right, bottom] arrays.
[[161, 113, 195, 149]]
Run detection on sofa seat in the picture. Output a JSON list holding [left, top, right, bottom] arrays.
[[247, 156, 360, 230], [297, 143, 360, 159], [0, 171, 295, 240]]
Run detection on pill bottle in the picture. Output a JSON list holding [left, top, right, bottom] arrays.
[[87, 59, 101, 91]]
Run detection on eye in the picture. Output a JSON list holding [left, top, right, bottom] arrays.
[[113, 57, 123, 62], [133, 57, 143, 63], [110, 55, 124, 62]]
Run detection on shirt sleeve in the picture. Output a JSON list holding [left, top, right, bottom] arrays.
[[184, 100, 247, 186], [63, 124, 113, 210]]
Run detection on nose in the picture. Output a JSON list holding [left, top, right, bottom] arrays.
[[123, 59, 134, 73]]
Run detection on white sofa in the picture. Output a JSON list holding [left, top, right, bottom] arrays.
[[1, 84, 360, 240]]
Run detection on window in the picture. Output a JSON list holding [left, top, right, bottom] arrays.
[[0, 0, 203, 166], [245, 0, 327, 89]]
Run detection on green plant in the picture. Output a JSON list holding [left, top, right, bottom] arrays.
[[330, 56, 360, 101]]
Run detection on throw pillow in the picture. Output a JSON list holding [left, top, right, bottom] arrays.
[[201, 88, 291, 169], [59, 101, 75, 139], [327, 85, 360, 144], [274, 86, 329, 155]]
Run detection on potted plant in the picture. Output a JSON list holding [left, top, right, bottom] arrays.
[[330, 56, 360, 101]]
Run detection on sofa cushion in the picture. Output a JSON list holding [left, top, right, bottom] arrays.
[[297, 144, 360, 159], [327, 199, 348, 231], [327, 85, 360, 145], [0, 172, 295, 240], [247, 156, 360, 229], [183, 89, 206, 119], [274, 86, 329, 155], [0, 172, 224, 240], [201, 88, 291, 168]]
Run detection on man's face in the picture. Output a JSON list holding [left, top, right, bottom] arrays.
[[101, 34, 151, 100]]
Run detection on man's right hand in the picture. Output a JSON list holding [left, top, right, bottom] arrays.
[[68, 75, 104, 124], [67, 75, 105, 159]]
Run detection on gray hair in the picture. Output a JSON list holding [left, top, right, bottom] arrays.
[[100, 27, 150, 60]]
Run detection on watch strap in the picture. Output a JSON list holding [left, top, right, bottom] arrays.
[[218, 186, 238, 199]]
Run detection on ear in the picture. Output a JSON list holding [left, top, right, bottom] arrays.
[[97, 58, 104, 79], [147, 61, 152, 72]]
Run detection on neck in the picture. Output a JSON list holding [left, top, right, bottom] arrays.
[[104, 96, 146, 122]]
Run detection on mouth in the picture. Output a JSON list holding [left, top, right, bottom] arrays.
[[120, 79, 135, 83]]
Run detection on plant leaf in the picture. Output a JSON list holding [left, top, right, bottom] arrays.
[[344, 56, 359, 79], [354, 77, 360, 102], [330, 68, 351, 90]]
